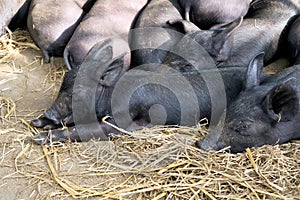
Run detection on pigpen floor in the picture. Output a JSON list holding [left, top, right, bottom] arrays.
[[0, 30, 299, 200]]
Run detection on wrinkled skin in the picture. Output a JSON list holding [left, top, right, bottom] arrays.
[[0, 0, 30, 36], [27, 0, 96, 63], [170, 0, 299, 67], [31, 38, 267, 144], [64, 0, 147, 70], [287, 15, 300, 65], [129, 0, 184, 68], [178, 0, 251, 30], [197, 65, 300, 153]]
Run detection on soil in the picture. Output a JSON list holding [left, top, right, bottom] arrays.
[[0, 30, 68, 199]]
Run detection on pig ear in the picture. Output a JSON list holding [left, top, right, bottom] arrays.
[[244, 52, 265, 91], [213, 17, 243, 62], [82, 39, 127, 86], [263, 78, 299, 122], [84, 39, 113, 63], [100, 54, 127, 86]]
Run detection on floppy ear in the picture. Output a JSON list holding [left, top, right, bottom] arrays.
[[99, 54, 127, 86], [263, 78, 299, 122], [244, 52, 265, 91], [79, 39, 127, 86], [212, 17, 243, 62], [84, 39, 113, 63]]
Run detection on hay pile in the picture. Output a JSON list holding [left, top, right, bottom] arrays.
[[0, 29, 38, 62], [12, 125, 300, 199], [0, 30, 299, 199]]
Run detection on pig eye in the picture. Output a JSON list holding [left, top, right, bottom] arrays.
[[234, 120, 253, 133]]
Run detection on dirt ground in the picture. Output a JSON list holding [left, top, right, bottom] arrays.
[[0, 30, 299, 200], [0, 30, 67, 199]]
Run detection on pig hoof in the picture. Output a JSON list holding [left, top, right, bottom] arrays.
[[31, 118, 50, 128], [31, 117, 58, 129], [33, 132, 50, 145], [42, 50, 51, 63], [43, 124, 59, 130], [31, 119, 41, 127], [33, 130, 68, 145]]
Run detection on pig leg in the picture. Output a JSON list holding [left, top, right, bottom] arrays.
[[33, 122, 120, 145], [31, 88, 74, 130]]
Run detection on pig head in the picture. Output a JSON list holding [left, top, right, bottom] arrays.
[[197, 54, 300, 153]]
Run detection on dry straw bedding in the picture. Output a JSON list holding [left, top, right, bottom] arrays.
[[0, 30, 299, 199]]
